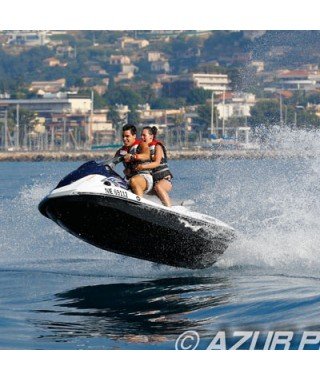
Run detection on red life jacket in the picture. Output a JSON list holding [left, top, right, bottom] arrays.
[[148, 139, 167, 159], [119, 139, 141, 156]]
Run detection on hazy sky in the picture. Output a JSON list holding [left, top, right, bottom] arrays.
[[2, 0, 317, 31]]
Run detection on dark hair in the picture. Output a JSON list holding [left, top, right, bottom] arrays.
[[122, 123, 137, 135], [143, 126, 158, 137]]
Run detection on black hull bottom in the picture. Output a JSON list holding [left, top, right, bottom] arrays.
[[39, 195, 233, 269]]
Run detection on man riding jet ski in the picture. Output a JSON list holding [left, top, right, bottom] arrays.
[[113, 123, 154, 198]]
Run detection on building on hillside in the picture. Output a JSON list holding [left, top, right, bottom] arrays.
[[115, 72, 134, 82], [113, 104, 130, 124], [89, 65, 107, 75], [101, 77, 110, 86], [151, 82, 163, 97], [0, 95, 97, 149], [0, 92, 10, 99], [119, 37, 149, 49], [56, 45, 75, 58], [29, 79, 66, 94], [82, 77, 93, 84], [276, 70, 318, 91], [301, 64, 319, 71], [109, 55, 131, 65], [151, 60, 170, 73], [6, 31, 50, 46], [215, 92, 256, 120], [0, 95, 91, 114], [43, 57, 67, 67], [92, 85, 108, 96], [191, 73, 230, 93], [90, 110, 115, 145], [121, 64, 138, 74], [147, 52, 162, 62], [114, 64, 138, 82], [137, 103, 185, 131], [162, 73, 230, 97]]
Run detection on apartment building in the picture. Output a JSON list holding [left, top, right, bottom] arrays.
[[276, 70, 318, 91], [162, 73, 230, 98], [190, 73, 230, 93], [6, 31, 50, 46], [137, 103, 185, 129], [216, 92, 256, 120], [0, 95, 92, 114], [90, 111, 115, 144]]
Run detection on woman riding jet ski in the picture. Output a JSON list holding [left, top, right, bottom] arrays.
[[137, 126, 173, 207], [38, 125, 235, 269]]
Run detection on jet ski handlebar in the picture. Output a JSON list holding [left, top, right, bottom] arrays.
[[103, 155, 124, 169]]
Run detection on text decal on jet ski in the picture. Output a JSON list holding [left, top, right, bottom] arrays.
[[105, 187, 128, 199]]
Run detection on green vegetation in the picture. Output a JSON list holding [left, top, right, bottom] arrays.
[[2, 30, 320, 131], [248, 99, 320, 128]]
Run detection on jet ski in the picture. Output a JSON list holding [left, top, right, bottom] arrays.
[[38, 160, 235, 269]]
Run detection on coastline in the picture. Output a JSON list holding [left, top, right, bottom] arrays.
[[0, 149, 317, 162]]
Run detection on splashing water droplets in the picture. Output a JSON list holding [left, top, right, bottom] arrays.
[[211, 127, 320, 275]]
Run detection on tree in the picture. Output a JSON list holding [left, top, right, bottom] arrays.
[[128, 107, 140, 125], [248, 99, 320, 129], [104, 86, 143, 108], [248, 100, 281, 127], [108, 105, 123, 142], [203, 31, 252, 60], [294, 108, 320, 129], [186, 88, 211, 105], [170, 35, 201, 57], [197, 104, 219, 134], [92, 91, 107, 109], [150, 97, 186, 109], [306, 92, 320, 104], [3, 107, 36, 146]]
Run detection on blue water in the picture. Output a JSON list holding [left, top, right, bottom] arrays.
[[1, 156, 320, 349]]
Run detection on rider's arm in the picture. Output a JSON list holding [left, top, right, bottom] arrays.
[[136, 145, 163, 170], [105, 149, 124, 168], [131, 141, 150, 162]]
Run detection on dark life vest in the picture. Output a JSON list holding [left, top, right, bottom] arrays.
[[149, 140, 173, 182]]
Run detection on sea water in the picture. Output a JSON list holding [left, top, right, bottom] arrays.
[[1, 139, 320, 349]]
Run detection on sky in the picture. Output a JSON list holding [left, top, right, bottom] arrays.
[[1, 0, 319, 30]]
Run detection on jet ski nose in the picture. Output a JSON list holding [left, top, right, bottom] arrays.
[[38, 196, 49, 218]]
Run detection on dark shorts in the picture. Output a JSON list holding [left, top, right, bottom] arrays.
[[155, 176, 172, 184]]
